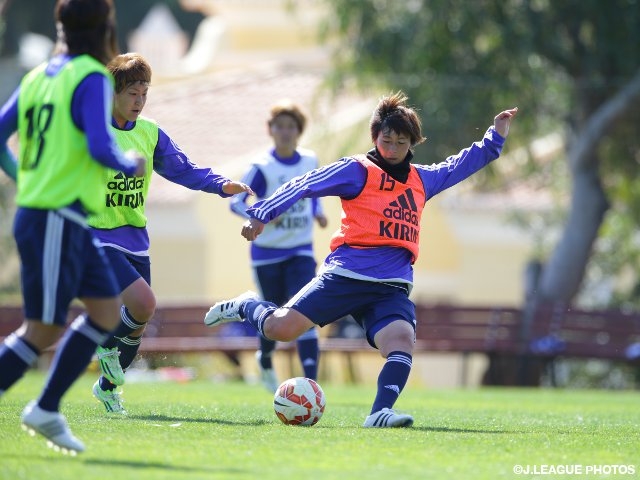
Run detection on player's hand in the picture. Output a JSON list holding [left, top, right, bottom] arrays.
[[223, 181, 254, 196], [494, 107, 518, 138], [315, 213, 328, 228], [241, 217, 265, 241], [125, 150, 146, 177]]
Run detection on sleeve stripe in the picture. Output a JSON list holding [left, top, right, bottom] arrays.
[[251, 161, 350, 221]]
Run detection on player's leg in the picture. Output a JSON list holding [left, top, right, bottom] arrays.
[[362, 290, 416, 428], [95, 251, 153, 388], [113, 253, 154, 371], [285, 256, 320, 380], [0, 209, 66, 398], [206, 273, 354, 340], [0, 323, 62, 399], [94, 252, 153, 412], [93, 284, 151, 414], [19, 211, 121, 452], [96, 280, 153, 388], [205, 291, 314, 341], [254, 263, 288, 392]]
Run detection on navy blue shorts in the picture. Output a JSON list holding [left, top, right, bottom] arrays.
[[103, 247, 151, 292], [254, 255, 316, 305], [284, 272, 416, 348], [14, 207, 120, 326]]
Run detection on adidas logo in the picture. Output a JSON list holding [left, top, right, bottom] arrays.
[[384, 384, 400, 394], [107, 172, 145, 192], [383, 189, 419, 226]]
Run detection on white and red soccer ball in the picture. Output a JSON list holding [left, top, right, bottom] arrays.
[[273, 377, 326, 426]]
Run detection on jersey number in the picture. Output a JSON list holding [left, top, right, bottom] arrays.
[[23, 104, 55, 170], [379, 173, 396, 191]]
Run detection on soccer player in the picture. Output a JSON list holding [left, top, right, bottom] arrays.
[[205, 92, 518, 427], [0, 0, 146, 453], [229, 99, 327, 392], [90, 52, 253, 413]]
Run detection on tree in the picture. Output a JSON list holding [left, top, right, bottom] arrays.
[[318, 0, 640, 309]]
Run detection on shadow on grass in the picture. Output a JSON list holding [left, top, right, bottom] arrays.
[[4, 451, 245, 475], [126, 413, 270, 426], [84, 457, 247, 474]]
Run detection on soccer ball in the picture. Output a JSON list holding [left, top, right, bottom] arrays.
[[273, 377, 326, 426]]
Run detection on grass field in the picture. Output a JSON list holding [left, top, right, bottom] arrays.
[[1, 371, 638, 480]]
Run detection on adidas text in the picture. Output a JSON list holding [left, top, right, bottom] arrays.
[[383, 206, 419, 225], [107, 176, 144, 191]]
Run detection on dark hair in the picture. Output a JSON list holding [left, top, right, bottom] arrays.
[[268, 99, 307, 134], [370, 91, 426, 147], [53, 0, 118, 65], [107, 53, 152, 93]]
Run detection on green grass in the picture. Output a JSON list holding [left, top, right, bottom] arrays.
[[1, 371, 638, 480]]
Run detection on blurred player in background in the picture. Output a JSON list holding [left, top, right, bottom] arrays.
[[90, 52, 253, 413], [0, 146, 16, 180], [229, 100, 327, 392], [0, 0, 146, 453], [206, 92, 518, 427]]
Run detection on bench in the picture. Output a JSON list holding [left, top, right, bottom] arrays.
[[1, 303, 639, 385], [414, 303, 640, 385]]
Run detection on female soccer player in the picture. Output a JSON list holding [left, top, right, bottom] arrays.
[[90, 52, 253, 413], [205, 92, 518, 427], [0, 0, 145, 453], [229, 100, 327, 392]]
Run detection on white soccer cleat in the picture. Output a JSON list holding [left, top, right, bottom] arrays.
[[255, 351, 279, 393], [92, 380, 127, 415], [21, 400, 85, 454], [363, 408, 414, 428], [204, 291, 259, 327], [96, 346, 125, 386]]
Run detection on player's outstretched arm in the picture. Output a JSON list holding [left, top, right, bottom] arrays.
[[494, 107, 518, 138]]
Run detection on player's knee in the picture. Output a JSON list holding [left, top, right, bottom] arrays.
[[21, 322, 62, 351], [375, 321, 415, 357], [379, 337, 414, 358], [263, 320, 299, 343], [126, 298, 155, 323]]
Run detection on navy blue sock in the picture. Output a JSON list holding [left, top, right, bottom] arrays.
[[99, 335, 142, 391], [259, 336, 276, 369], [102, 306, 145, 349], [296, 328, 319, 380], [118, 335, 142, 369], [242, 300, 277, 338], [370, 351, 412, 414], [38, 316, 110, 411], [0, 333, 40, 393]]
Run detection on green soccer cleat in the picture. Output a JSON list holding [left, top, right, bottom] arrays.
[[92, 380, 127, 415], [96, 346, 125, 386]]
